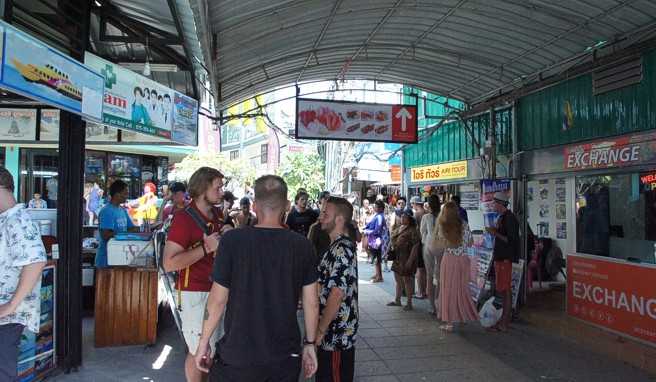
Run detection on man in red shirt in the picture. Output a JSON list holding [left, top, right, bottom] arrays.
[[163, 167, 229, 382]]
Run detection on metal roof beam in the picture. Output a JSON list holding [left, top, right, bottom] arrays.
[[375, 0, 467, 79], [296, 0, 342, 83], [338, 0, 404, 78], [167, 0, 199, 99]]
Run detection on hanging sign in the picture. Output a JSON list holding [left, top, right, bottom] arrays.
[[0, 21, 104, 121], [567, 253, 656, 347], [296, 98, 417, 143], [409, 160, 467, 183], [84, 52, 198, 145]]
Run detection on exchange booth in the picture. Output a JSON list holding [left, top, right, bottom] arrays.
[[521, 130, 656, 358], [0, 20, 199, 380]]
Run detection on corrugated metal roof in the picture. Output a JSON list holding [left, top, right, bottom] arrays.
[[90, 0, 206, 96], [191, 0, 656, 109]]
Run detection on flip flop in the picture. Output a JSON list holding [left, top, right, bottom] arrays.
[[386, 301, 401, 306], [439, 324, 454, 332], [403, 305, 413, 311]]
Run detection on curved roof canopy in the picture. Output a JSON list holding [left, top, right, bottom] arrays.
[[192, 0, 656, 109]]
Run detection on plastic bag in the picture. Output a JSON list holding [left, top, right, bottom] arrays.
[[479, 296, 503, 328]]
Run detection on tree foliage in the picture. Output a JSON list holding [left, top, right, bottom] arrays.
[[170, 152, 256, 193], [277, 151, 325, 201]]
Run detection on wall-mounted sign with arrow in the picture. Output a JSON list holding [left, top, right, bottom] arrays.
[[296, 98, 417, 143]]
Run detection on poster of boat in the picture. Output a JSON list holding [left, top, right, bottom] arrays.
[[0, 108, 36, 141], [0, 20, 103, 122]]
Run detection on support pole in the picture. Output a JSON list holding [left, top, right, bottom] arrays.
[[56, 111, 85, 371]]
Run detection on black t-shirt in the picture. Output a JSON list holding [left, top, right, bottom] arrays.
[[308, 222, 331, 261], [493, 210, 520, 262], [213, 227, 318, 366], [286, 208, 319, 237]]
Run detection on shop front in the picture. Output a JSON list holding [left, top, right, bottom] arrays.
[[405, 157, 512, 232], [521, 129, 656, 348]]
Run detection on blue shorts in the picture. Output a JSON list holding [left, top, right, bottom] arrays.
[[0, 323, 24, 381]]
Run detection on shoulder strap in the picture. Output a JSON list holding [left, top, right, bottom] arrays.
[[184, 206, 211, 235]]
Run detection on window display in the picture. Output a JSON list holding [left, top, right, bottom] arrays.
[[576, 173, 656, 263]]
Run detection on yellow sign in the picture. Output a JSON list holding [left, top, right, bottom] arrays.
[[410, 161, 468, 183]]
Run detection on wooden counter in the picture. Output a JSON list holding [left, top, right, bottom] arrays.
[[94, 267, 158, 347]]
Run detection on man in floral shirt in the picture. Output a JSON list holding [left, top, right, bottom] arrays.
[[316, 196, 359, 382], [0, 167, 47, 381]]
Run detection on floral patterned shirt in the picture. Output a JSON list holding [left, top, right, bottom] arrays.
[[318, 235, 359, 351], [0, 204, 47, 332]]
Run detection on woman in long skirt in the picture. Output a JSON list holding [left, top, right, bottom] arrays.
[[432, 201, 478, 331]]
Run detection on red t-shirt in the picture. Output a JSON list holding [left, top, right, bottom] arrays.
[[167, 202, 224, 291]]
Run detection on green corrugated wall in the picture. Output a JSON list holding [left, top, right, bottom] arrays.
[[518, 49, 656, 150], [403, 109, 512, 168]]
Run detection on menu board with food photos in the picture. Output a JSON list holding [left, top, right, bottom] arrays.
[[296, 98, 417, 143]]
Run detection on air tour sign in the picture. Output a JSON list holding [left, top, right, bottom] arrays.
[[296, 98, 418, 143]]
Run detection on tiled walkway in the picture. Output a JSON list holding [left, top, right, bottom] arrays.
[[51, 257, 655, 381]]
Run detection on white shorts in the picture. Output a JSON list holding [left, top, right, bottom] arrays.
[[175, 290, 224, 355]]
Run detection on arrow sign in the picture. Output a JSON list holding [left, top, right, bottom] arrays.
[[395, 107, 412, 132]]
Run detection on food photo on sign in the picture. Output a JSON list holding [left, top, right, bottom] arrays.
[[296, 98, 417, 143]]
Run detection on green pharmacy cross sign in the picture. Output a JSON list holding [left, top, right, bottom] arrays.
[[102, 64, 117, 90]]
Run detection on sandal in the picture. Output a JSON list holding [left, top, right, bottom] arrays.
[[403, 305, 413, 311], [386, 301, 401, 307]]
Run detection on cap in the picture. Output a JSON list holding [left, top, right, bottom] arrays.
[[223, 191, 236, 202], [493, 192, 510, 205], [169, 182, 186, 193], [410, 195, 423, 205], [240, 197, 251, 206]]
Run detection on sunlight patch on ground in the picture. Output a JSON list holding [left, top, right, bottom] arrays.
[[152, 345, 172, 370]]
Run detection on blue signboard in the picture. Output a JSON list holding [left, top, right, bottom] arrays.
[[0, 21, 104, 121]]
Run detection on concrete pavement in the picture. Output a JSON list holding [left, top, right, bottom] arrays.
[[50, 257, 655, 381]]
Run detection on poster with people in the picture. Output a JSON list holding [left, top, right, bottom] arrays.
[[84, 52, 198, 144], [0, 108, 37, 141]]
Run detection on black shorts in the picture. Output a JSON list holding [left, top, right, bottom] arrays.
[[316, 347, 355, 382], [369, 248, 382, 262], [210, 354, 301, 382], [0, 323, 24, 382]]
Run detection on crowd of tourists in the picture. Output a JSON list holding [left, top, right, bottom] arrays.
[[0, 163, 520, 382]]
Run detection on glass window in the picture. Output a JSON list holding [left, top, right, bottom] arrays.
[[230, 150, 239, 160], [19, 149, 59, 207], [576, 173, 656, 264], [261, 144, 268, 164], [108, 154, 141, 199]]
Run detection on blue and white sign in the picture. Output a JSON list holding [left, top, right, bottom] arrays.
[[0, 20, 104, 121]]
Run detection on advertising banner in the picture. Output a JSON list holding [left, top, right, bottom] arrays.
[[467, 179, 513, 303], [410, 161, 467, 183], [567, 253, 656, 347], [84, 52, 198, 145], [0, 108, 36, 141], [39, 109, 59, 141], [172, 93, 199, 146], [0, 21, 103, 121], [296, 98, 417, 143]]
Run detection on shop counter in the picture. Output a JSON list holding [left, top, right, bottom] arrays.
[[94, 266, 159, 347]]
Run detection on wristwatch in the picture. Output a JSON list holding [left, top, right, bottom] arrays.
[[303, 338, 316, 346]]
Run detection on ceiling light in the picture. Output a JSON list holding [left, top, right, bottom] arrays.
[[143, 61, 151, 77], [119, 62, 179, 73]]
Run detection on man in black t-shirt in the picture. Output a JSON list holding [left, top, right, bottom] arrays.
[[196, 175, 320, 381], [286, 190, 319, 237]]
